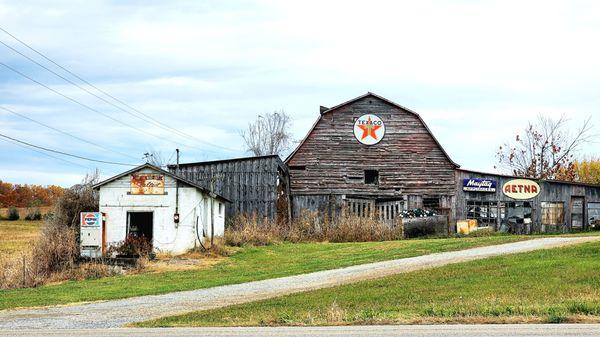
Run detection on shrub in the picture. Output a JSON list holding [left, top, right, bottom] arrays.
[[7, 207, 19, 220], [107, 235, 153, 258], [25, 210, 42, 221]]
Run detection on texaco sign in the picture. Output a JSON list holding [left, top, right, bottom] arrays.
[[353, 114, 385, 145]]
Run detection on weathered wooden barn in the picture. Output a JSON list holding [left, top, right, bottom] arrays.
[[456, 169, 600, 234], [285, 92, 600, 233], [168, 155, 290, 223], [286, 92, 459, 223]]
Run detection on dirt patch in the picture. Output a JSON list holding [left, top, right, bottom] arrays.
[[142, 255, 227, 273]]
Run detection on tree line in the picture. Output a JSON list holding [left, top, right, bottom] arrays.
[[0, 181, 64, 208]]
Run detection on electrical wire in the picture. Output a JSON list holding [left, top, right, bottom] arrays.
[[0, 26, 240, 153], [0, 136, 93, 170], [0, 61, 208, 152], [0, 105, 139, 160], [0, 132, 137, 166]]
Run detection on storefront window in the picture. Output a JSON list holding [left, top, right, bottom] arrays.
[[466, 200, 497, 227], [541, 202, 564, 225], [589, 203, 600, 228], [502, 201, 532, 225]]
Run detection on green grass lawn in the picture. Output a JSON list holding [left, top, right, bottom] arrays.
[[138, 241, 600, 327], [0, 220, 42, 258], [0, 235, 527, 310]]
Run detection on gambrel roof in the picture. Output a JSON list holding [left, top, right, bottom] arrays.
[[285, 92, 460, 167]]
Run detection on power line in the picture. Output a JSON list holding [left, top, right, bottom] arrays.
[[0, 26, 240, 153], [0, 136, 93, 170], [0, 105, 139, 160], [0, 61, 208, 152], [0, 132, 137, 166]]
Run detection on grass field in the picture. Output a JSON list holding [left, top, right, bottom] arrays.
[[0, 235, 528, 310], [0, 220, 42, 258], [138, 241, 600, 327]]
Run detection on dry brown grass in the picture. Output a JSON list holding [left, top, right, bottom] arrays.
[[225, 212, 403, 247]]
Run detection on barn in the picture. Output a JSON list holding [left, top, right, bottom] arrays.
[[93, 164, 229, 254], [169, 155, 290, 223], [285, 92, 600, 233], [286, 92, 458, 224]]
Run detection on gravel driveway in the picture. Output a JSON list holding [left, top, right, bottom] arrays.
[[0, 236, 597, 329]]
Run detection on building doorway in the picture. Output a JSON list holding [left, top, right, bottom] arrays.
[[571, 196, 585, 230], [127, 212, 153, 244]]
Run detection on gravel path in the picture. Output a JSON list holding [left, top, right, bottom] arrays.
[[0, 236, 597, 329]]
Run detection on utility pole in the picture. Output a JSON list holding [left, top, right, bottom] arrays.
[[175, 149, 180, 226]]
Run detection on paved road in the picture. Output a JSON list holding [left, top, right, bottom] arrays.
[[0, 237, 597, 329], [3, 325, 600, 337]]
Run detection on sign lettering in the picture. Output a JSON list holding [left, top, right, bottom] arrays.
[[502, 179, 540, 200], [463, 178, 497, 192]]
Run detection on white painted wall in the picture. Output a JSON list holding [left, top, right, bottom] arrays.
[[98, 167, 225, 255]]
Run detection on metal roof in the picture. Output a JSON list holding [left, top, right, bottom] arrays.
[[93, 163, 231, 203], [168, 154, 287, 172]]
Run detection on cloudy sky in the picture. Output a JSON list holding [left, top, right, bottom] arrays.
[[0, 0, 599, 186]]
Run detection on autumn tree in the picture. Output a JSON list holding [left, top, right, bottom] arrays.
[[496, 115, 594, 180], [573, 158, 600, 184], [0, 180, 64, 208], [240, 110, 293, 156]]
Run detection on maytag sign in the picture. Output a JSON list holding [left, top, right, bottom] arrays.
[[502, 179, 540, 200], [463, 178, 497, 192]]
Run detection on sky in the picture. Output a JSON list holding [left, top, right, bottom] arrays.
[[0, 0, 599, 186]]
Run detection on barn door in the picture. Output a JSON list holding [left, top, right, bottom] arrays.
[[376, 200, 404, 226], [344, 198, 375, 218], [571, 196, 585, 230]]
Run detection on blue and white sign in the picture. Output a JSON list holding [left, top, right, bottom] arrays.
[[463, 178, 497, 192]]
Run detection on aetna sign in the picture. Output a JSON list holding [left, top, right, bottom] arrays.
[[502, 179, 540, 200]]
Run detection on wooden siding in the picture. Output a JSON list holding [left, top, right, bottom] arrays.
[[287, 95, 456, 198], [169, 156, 289, 221], [455, 169, 600, 233]]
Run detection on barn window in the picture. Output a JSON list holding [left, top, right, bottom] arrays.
[[423, 197, 440, 209], [289, 165, 306, 170], [218, 202, 223, 216], [466, 200, 498, 227], [541, 202, 564, 225], [364, 170, 379, 185]]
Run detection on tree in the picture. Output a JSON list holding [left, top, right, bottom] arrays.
[[240, 110, 292, 156], [143, 150, 166, 168], [573, 158, 600, 184], [496, 114, 594, 180]]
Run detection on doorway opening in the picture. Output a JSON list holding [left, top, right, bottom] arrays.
[[127, 212, 153, 244], [571, 196, 585, 230]]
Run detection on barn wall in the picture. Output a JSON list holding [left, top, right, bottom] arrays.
[[287, 95, 456, 198], [455, 169, 600, 234], [98, 167, 225, 254], [170, 156, 289, 222]]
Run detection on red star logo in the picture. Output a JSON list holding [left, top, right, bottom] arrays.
[[357, 116, 382, 140]]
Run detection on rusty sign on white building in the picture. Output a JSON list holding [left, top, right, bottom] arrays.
[[130, 173, 165, 195]]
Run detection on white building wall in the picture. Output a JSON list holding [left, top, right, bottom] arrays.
[[98, 167, 225, 255]]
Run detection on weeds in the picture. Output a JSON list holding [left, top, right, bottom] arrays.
[[225, 211, 403, 247]]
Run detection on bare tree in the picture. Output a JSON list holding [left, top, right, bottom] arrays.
[[496, 114, 594, 180], [143, 150, 165, 167], [240, 110, 292, 156]]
